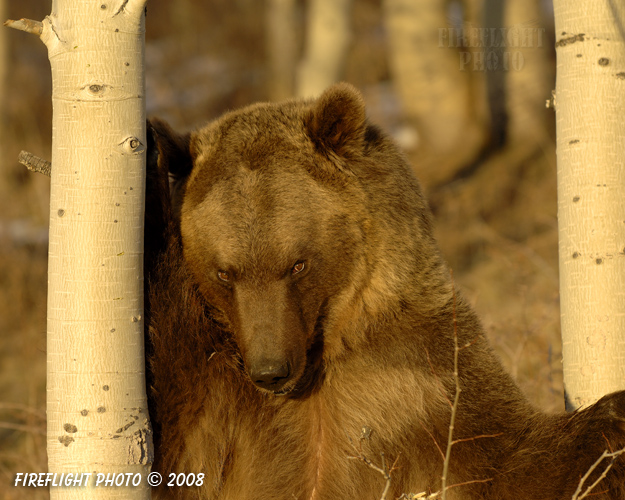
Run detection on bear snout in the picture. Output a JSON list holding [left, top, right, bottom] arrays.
[[233, 282, 309, 393], [248, 358, 291, 392]]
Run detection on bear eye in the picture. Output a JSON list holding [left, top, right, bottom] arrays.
[[217, 270, 231, 282], [291, 262, 305, 275]]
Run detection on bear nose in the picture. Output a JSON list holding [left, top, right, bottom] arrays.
[[249, 360, 291, 391]]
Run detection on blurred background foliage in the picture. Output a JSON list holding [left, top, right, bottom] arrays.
[[0, 0, 559, 497]]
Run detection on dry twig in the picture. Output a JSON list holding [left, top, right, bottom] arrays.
[[441, 270, 461, 500], [0, 421, 46, 436], [347, 434, 400, 500], [4, 18, 43, 36], [398, 491, 441, 499], [0, 402, 45, 419], [571, 446, 625, 500], [18, 151, 51, 177]]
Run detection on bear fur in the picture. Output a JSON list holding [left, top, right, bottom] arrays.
[[145, 83, 625, 500]]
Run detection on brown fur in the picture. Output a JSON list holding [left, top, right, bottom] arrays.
[[145, 83, 625, 500]]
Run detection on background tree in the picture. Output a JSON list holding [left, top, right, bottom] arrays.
[[504, 0, 551, 147], [0, 0, 7, 164], [553, 0, 625, 410], [382, 0, 488, 186], [296, 0, 352, 97], [266, 0, 297, 101], [6, 0, 152, 497]]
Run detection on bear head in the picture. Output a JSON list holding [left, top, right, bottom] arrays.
[[149, 83, 450, 396]]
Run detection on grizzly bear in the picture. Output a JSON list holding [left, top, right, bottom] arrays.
[[144, 83, 625, 500]]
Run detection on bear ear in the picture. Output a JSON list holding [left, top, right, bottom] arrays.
[[147, 118, 193, 180], [306, 82, 367, 158]]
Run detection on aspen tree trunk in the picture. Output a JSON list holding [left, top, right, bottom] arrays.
[[463, 0, 490, 148], [382, 0, 486, 186], [8, 0, 152, 497], [296, 0, 352, 98], [553, 0, 625, 411], [0, 0, 7, 162], [383, 0, 463, 152], [266, 0, 297, 101], [504, 0, 550, 145]]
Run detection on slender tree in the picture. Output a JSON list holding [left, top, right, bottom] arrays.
[[503, 0, 551, 146], [0, 0, 7, 163], [383, 0, 461, 150], [553, 0, 625, 410], [296, 0, 352, 98], [382, 0, 486, 186], [7, 0, 152, 497], [266, 0, 297, 101]]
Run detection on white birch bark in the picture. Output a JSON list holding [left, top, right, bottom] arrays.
[[553, 0, 625, 411], [296, 0, 352, 98], [7, 0, 152, 497]]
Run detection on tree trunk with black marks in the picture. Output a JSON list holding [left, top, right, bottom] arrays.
[[7, 0, 153, 497], [553, 0, 625, 411]]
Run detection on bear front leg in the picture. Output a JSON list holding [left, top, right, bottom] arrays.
[[494, 390, 625, 499], [564, 391, 625, 498]]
